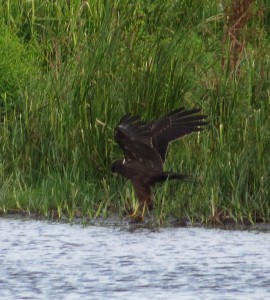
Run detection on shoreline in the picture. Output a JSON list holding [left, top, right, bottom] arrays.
[[1, 210, 270, 232]]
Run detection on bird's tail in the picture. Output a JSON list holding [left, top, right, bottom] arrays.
[[153, 172, 191, 183]]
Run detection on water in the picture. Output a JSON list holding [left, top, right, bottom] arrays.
[[0, 218, 270, 300]]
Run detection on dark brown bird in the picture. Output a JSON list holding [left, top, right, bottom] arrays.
[[111, 107, 208, 213]]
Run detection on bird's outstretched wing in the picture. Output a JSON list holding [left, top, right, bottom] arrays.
[[114, 113, 163, 168], [149, 107, 208, 161], [112, 107, 208, 211]]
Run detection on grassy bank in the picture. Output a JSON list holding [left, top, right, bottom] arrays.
[[0, 0, 269, 224]]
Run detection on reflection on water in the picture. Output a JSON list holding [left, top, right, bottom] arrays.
[[0, 218, 270, 300]]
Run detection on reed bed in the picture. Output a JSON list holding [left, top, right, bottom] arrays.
[[0, 0, 269, 224]]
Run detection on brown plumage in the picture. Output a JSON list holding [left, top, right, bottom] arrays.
[[111, 107, 208, 211]]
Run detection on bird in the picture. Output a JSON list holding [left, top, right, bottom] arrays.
[[111, 107, 208, 218]]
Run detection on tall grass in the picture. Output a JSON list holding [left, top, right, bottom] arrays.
[[0, 0, 269, 224]]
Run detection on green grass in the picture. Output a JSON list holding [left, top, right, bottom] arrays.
[[0, 0, 270, 225]]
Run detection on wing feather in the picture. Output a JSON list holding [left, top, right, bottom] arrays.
[[149, 107, 208, 161], [114, 113, 163, 169]]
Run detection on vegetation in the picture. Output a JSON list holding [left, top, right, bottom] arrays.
[[0, 0, 269, 225]]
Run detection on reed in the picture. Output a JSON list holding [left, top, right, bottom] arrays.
[[0, 0, 269, 224]]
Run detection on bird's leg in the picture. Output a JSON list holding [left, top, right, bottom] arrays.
[[128, 201, 140, 218], [141, 201, 147, 220], [128, 201, 147, 222], [129, 207, 138, 218]]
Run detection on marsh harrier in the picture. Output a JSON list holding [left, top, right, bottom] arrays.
[[111, 107, 208, 212]]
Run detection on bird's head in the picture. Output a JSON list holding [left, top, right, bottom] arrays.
[[111, 159, 123, 174]]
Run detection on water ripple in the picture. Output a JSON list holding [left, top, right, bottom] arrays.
[[0, 218, 270, 299]]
